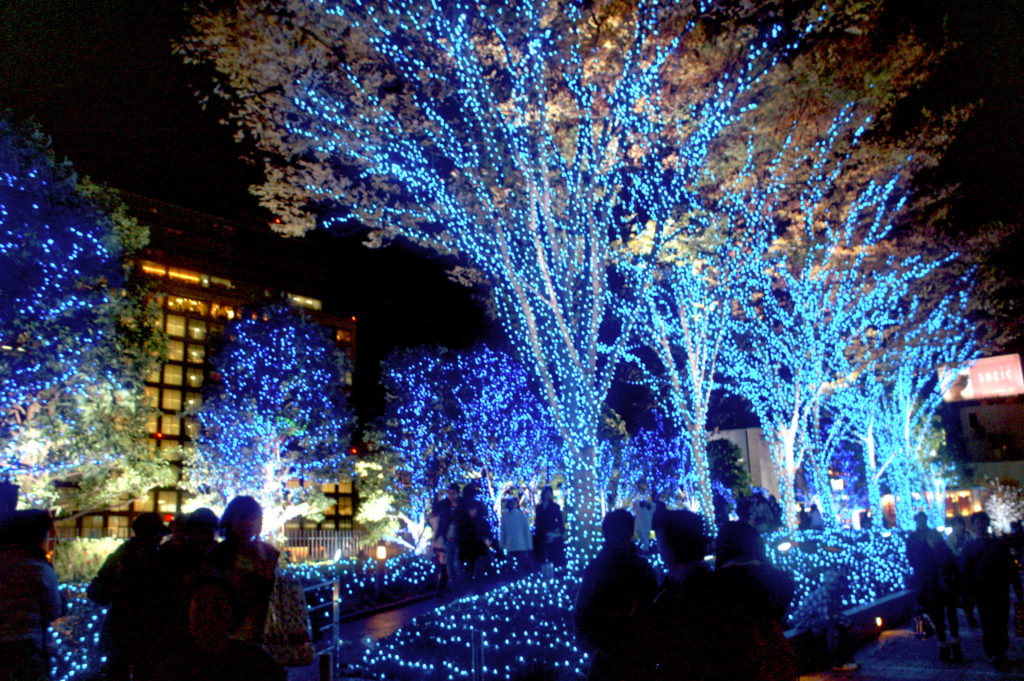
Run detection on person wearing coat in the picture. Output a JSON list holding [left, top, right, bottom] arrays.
[[0, 510, 62, 681], [500, 497, 532, 572], [88, 512, 167, 681], [575, 509, 657, 681]]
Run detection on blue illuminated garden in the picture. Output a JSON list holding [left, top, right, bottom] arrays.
[[3, 0, 1019, 680]]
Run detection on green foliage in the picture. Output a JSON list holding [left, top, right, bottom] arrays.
[[707, 438, 750, 495], [1, 117, 170, 515], [52, 537, 122, 583]]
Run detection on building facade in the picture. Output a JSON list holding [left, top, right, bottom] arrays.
[[62, 193, 358, 537]]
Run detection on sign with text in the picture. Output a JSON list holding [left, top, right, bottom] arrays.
[[941, 354, 1024, 402]]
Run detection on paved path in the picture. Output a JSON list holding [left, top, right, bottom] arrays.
[[801, 612, 1024, 681]]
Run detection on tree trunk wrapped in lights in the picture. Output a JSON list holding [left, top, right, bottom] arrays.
[[180, 0, 817, 542]]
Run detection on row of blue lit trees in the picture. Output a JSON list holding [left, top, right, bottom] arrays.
[[177, 0, 979, 537]]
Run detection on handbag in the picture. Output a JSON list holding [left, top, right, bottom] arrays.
[[263, 570, 315, 667]]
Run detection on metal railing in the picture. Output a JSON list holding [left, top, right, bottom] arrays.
[[304, 577, 341, 681], [283, 528, 368, 562], [54, 526, 131, 540]]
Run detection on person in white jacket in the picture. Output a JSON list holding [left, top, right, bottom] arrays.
[[500, 498, 532, 573]]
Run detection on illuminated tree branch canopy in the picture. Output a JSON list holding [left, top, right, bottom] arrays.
[[185, 302, 354, 532], [1, 116, 170, 513]]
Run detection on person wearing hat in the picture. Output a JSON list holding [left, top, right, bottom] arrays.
[[88, 512, 168, 681]]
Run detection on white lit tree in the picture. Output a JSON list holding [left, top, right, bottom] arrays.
[[185, 302, 354, 533]]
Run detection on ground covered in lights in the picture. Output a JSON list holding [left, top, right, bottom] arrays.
[[48, 529, 909, 681], [354, 530, 909, 681]]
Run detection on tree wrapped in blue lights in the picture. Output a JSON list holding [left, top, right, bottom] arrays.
[[841, 290, 975, 530], [185, 302, 354, 533], [376, 346, 464, 551], [0, 117, 169, 512], [616, 413, 686, 509], [448, 347, 562, 519], [625, 219, 754, 529], [375, 345, 561, 550], [727, 110, 953, 530], [181, 0, 814, 542]]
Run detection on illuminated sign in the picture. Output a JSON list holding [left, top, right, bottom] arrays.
[[942, 354, 1024, 401]]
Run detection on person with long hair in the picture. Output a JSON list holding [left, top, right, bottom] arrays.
[[202, 496, 280, 645]]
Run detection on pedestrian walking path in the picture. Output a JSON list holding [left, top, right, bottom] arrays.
[[801, 612, 1024, 681]]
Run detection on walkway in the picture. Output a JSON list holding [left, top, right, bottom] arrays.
[[801, 612, 1024, 681]]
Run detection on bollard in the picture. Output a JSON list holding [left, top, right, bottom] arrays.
[[471, 629, 484, 681], [318, 651, 332, 681]]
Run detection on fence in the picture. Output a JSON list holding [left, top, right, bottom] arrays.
[[304, 577, 341, 681], [54, 526, 131, 540], [283, 528, 368, 562]]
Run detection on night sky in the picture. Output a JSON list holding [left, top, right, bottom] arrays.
[[2, 0, 1021, 429]]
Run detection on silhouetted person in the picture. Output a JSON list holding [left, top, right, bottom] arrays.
[[633, 495, 655, 553], [456, 486, 492, 581], [534, 485, 565, 567], [1008, 520, 1024, 566], [917, 529, 963, 663], [963, 511, 1023, 668], [160, 508, 219, 654], [0, 510, 62, 681], [807, 504, 825, 531], [429, 487, 458, 594], [154, 577, 284, 681], [88, 512, 167, 681], [905, 510, 935, 637], [797, 503, 810, 531], [202, 496, 279, 645], [945, 515, 977, 628], [713, 522, 797, 680], [501, 498, 532, 573], [575, 509, 657, 681], [648, 509, 721, 681]]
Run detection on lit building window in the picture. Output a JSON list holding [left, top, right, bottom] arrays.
[[144, 387, 159, 409], [185, 392, 202, 410], [167, 267, 201, 284], [183, 418, 199, 438], [186, 369, 204, 388], [161, 416, 181, 437], [168, 341, 185, 362], [188, 319, 207, 341], [146, 414, 159, 434], [287, 293, 323, 311], [161, 389, 182, 411], [186, 344, 205, 364], [159, 440, 180, 461], [163, 364, 183, 386], [141, 261, 166, 277], [165, 315, 186, 337], [157, 490, 179, 512], [145, 365, 161, 383]]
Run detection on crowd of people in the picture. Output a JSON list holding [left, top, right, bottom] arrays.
[[906, 509, 1023, 669], [6, 483, 1024, 681], [428, 483, 566, 594], [575, 509, 797, 681], [0, 496, 287, 681]]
